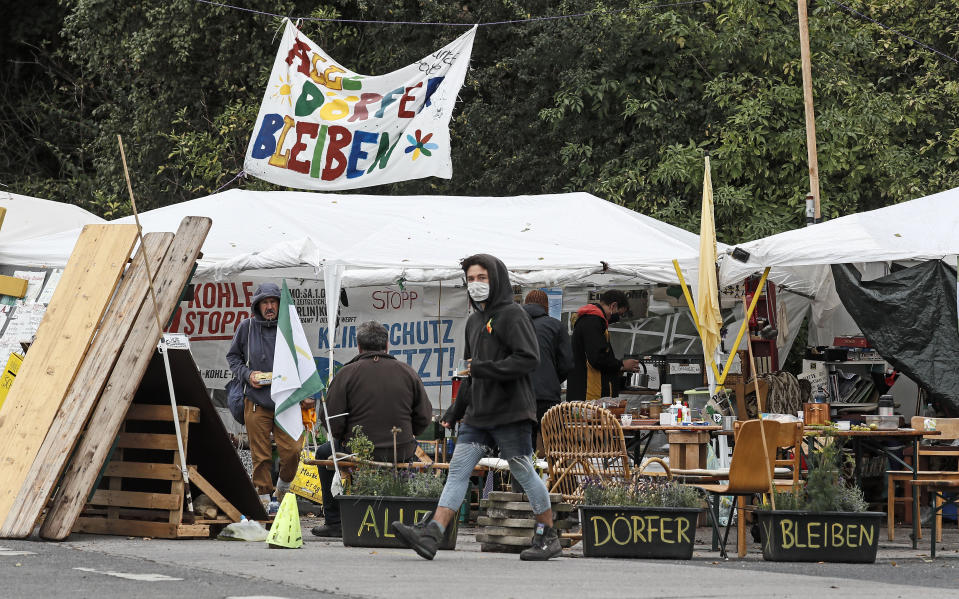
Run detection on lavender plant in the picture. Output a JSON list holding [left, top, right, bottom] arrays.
[[582, 476, 702, 508]]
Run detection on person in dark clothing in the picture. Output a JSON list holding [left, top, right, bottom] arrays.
[[522, 289, 572, 453], [567, 289, 640, 401], [311, 320, 433, 538], [226, 282, 313, 508], [392, 253, 562, 561]]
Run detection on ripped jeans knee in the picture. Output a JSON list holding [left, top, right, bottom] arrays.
[[437, 441, 488, 511], [507, 454, 551, 515]]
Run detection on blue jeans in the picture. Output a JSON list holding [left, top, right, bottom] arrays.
[[438, 422, 552, 516]]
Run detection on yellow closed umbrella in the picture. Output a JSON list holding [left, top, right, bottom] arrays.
[[697, 156, 722, 367]]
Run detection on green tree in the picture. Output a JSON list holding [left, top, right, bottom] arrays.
[[2, 0, 957, 242]]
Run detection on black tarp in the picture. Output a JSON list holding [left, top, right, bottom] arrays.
[[831, 260, 959, 416]]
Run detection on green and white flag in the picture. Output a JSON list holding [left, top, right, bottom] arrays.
[[272, 281, 325, 439]]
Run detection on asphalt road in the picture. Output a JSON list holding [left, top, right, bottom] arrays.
[[1, 521, 958, 598]]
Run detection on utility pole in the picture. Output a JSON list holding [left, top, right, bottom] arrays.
[[798, 0, 821, 225]]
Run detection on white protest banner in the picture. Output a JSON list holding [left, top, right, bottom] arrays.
[[165, 278, 468, 409], [244, 19, 476, 190]]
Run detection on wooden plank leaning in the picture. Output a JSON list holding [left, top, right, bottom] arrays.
[[0, 232, 173, 537], [40, 216, 211, 540], [0, 224, 139, 532]]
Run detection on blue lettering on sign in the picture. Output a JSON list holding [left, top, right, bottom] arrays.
[[320, 318, 457, 386], [250, 114, 284, 159], [346, 130, 379, 179], [416, 348, 433, 378]]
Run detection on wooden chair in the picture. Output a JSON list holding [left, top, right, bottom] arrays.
[[690, 420, 793, 559], [540, 402, 631, 504], [737, 419, 803, 490], [670, 420, 801, 488], [887, 416, 959, 540]]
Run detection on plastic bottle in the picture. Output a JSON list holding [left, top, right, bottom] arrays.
[[682, 401, 691, 425]]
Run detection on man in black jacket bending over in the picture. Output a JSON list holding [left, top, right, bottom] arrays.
[[392, 253, 561, 561], [567, 289, 640, 401]]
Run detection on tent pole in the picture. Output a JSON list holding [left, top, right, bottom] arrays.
[[744, 292, 776, 509], [118, 134, 193, 515], [718, 268, 771, 384]]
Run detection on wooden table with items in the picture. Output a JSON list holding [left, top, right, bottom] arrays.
[[620, 423, 722, 468]]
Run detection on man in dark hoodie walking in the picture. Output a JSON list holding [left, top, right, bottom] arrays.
[[392, 254, 562, 561], [227, 282, 311, 508]]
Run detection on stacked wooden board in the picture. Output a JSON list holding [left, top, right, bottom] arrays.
[[0, 224, 140, 537], [0, 217, 263, 541], [476, 491, 575, 553]]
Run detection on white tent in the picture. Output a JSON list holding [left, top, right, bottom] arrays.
[[0, 192, 104, 245], [0, 189, 708, 287], [719, 185, 959, 292], [718, 185, 959, 345]]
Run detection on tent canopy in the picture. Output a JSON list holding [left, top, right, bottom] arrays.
[[719, 185, 959, 293], [0, 190, 710, 287], [0, 192, 104, 245]]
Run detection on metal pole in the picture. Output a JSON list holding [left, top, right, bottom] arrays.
[[798, 0, 821, 222], [159, 341, 194, 514]]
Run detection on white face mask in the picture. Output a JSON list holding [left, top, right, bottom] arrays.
[[467, 281, 490, 302]]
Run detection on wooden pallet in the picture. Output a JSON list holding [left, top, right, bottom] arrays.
[[74, 403, 240, 539], [477, 491, 575, 553], [41, 216, 215, 541]]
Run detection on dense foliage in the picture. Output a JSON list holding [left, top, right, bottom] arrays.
[[3, 0, 958, 240]]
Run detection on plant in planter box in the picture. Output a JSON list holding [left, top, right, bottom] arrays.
[[756, 439, 881, 563], [336, 426, 454, 548], [580, 475, 704, 559]]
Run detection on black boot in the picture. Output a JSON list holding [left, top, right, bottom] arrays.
[[391, 514, 444, 560], [520, 523, 562, 561], [310, 522, 342, 538]]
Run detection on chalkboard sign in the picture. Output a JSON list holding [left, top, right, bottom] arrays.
[[337, 495, 458, 549], [756, 510, 883, 563], [580, 505, 703, 559]]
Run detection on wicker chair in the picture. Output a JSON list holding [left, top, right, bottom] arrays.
[[540, 402, 631, 504]]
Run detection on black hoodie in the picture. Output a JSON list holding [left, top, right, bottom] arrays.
[[459, 254, 539, 428]]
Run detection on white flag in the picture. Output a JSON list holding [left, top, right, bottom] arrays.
[[271, 281, 325, 439]]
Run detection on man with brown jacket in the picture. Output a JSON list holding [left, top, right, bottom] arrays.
[[311, 320, 432, 537]]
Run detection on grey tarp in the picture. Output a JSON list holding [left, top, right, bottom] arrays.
[[831, 261, 959, 415]]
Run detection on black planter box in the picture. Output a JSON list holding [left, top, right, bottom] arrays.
[[756, 510, 884, 563], [580, 505, 703, 559], [336, 495, 457, 549]]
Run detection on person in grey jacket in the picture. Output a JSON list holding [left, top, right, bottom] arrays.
[[522, 289, 572, 452], [227, 282, 312, 507]]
